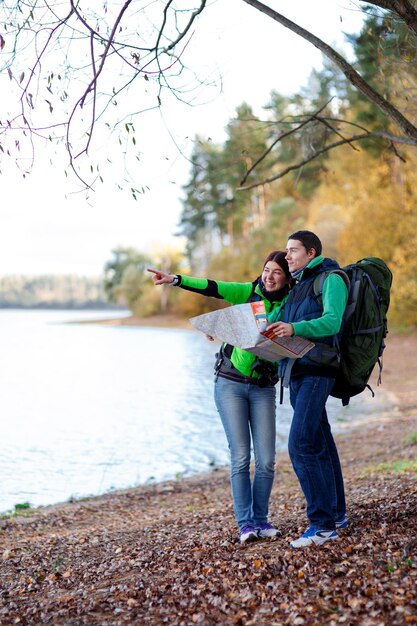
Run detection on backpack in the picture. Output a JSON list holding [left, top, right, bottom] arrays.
[[314, 257, 393, 406]]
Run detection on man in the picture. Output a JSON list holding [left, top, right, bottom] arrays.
[[268, 230, 349, 548]]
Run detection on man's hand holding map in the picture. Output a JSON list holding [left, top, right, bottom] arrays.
[[190, 301, 314, 362]]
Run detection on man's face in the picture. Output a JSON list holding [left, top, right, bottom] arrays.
[[285, 239, 316, 273]]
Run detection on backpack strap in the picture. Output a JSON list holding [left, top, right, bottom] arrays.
[[282, 357, 296, 389], [313, 268, 350, 361], [354, 271, 384, 334], [344, 267, 360, 323], [313, 269, 350, 301]]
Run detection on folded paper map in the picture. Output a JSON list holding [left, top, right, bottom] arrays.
[[190, 301, 314, 362]]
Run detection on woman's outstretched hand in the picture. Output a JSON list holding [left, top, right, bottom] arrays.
[[147, 268, 176, 285]]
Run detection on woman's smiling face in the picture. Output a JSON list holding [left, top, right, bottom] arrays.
[[261, 261, 288, 291]]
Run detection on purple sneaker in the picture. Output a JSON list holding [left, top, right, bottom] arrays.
[[239, 524, 259, 544], [256, 522, 282, 538]]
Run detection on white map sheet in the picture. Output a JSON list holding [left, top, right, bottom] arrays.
[[190, 301, 314, 362]]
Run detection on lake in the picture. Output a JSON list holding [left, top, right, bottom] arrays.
[[0, 309, 393, 514]]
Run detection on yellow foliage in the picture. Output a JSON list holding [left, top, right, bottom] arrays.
[[390, 228, 417, 327], [174, 287, 224, 317], [307, 144, 417, 327]]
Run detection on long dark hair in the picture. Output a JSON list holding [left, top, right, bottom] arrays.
[[263, 250, 291, 281], [256, 250, 294, 299]]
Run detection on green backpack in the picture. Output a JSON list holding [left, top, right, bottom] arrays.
[[314, 257, 393, 406]]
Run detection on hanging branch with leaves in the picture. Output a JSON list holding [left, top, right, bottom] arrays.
[[1, 0, 417, 192], [0, 0, 207, 190]]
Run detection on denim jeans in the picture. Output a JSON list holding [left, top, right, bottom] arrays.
[[214, 376, 276, 529], [288, 375, 346, 530]]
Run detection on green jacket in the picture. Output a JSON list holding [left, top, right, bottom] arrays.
[[268, 256, 347, 338], [177, 275, 289, 377]]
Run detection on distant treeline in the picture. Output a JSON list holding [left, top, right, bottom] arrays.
[[0, 275, 119, 309]]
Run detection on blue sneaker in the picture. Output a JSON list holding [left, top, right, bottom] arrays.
[[290, 526, 339, 548], [336, 516, 348, 529], [239, 524, 259, 544], [256, 522, 282, 538]]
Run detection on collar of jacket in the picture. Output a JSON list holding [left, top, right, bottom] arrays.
[[297, 255, 325, 281], [255, 277, 289, 302]]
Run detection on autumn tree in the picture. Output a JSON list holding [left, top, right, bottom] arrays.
[[104, 246, 150, 313], [179, 137, 229, 264], [179, 103, 271, 267], [146, 245, 185, 314]]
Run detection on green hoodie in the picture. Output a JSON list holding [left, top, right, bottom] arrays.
[[177, 275, 289, 377]]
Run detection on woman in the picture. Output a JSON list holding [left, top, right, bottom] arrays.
[[148, 251, 292, 544]]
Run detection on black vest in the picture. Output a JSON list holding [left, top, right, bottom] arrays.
[[279, 258, 342, 378]]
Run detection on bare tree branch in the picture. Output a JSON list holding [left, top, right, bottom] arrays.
[[314, 117, 360, 153], [237, 129, 414, 191], [242, 0, 417, 141], [240, 101, 331, 186], [161, 0, 207, 55]]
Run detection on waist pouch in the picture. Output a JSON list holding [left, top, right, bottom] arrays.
[[217, 367, 260, 385], [215, 351, 278, 387]]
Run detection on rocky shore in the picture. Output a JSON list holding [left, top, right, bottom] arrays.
[[1, 331, 416, 625]]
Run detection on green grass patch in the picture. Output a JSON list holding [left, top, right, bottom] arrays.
[[386, 559, 413, 573], [368, 459, 417, 474], [52, 557, 64, 572], [14, 502, 31, 510], [406, 432, 417, 444], [0, 502, 35, 520]]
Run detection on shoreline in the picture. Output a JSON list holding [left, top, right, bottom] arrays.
[[76, 312, 194, 330]]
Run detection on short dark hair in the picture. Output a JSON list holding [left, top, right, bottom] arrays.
[[288, 230, 322, 257]]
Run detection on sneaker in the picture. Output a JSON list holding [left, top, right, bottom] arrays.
[[256, 522, 282, 538], [290, 526, 339, 548], [336, 516, 348, 529], [239, 524, 259, 544]]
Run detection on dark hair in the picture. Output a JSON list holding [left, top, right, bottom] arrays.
[[288, 230, 322, 257], [263, 250, 291, 280]]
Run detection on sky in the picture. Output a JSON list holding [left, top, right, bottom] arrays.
[[0, 0, 365, 276]]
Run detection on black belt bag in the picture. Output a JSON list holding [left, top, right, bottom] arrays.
[[216, 368, 260, 385], [214, 349, 278, 388]]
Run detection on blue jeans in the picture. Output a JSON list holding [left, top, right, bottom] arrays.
[[214, 376, 276, 529], [288, 375, 346, 530]]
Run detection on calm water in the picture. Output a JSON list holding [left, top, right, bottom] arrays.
[[0, 310, 394, 513]]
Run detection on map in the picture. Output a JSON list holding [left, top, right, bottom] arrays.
[[190, 301, 314, 362]]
